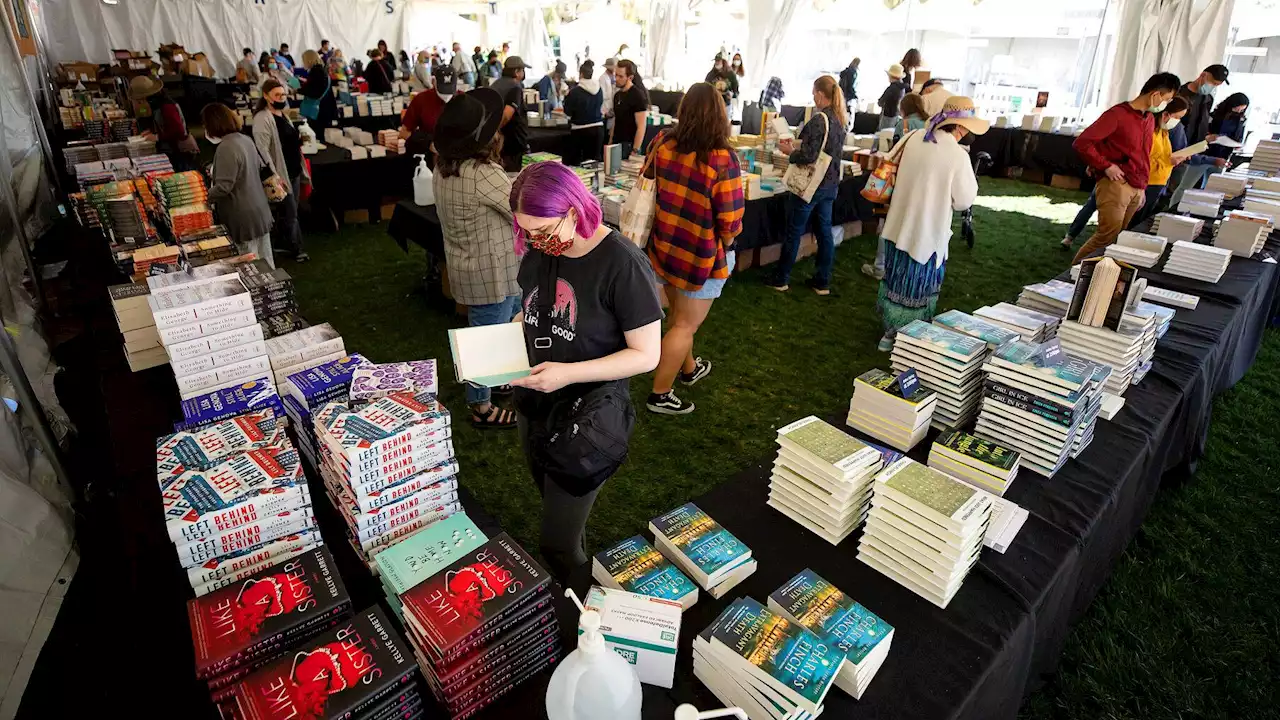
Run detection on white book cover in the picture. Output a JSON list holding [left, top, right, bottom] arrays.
[[166, 323, 265, 363], [448, 323, 531, 387]]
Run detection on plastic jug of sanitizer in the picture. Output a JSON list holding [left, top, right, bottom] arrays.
[[545, 589, 642, 720], [413, 154, 434, 206]]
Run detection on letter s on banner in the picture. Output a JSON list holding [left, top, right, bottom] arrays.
[[386, 0, 395, 13]]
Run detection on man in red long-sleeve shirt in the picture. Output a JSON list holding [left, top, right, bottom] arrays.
[[1072, 72, 1181, 264]]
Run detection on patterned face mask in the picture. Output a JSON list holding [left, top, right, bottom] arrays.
[[526, 216, 574, 256]]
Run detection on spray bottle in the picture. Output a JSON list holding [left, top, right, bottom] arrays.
[[546, 589, 643, 720], [413, 154, 434, 206]]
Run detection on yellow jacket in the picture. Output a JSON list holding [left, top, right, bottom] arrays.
[[1148, 128, 1174, 187]]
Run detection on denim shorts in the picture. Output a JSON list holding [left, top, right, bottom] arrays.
[[660, 251, 735, 300]]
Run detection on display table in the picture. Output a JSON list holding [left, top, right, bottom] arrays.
[[307, 144, 415, 224]]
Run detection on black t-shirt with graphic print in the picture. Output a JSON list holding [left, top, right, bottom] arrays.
[[518, 229, 662, 371]]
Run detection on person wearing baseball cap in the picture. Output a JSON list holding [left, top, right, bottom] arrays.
[[432, 88, 521, 429], [1167, 63, 1231, 204], [601, 57, 618, 117], [877, 62, 910, 130], [489, 56, 531, 171], [399, 64, 458, 156]]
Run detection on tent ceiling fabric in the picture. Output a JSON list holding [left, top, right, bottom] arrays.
[[1108, 0, 1235, 105]]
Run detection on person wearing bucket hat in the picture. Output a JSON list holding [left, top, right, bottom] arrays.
[[131, 75, 198, 171], [432, 88, 521, 429], [872, 95, 986, 352], [876, 62, 911, 130]]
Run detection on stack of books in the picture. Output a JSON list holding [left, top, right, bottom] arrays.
[[1134, 300, 1175, 339], [398, 534, 561, 718], [694, 597, 845, 719], [155, 413, 322, 596], [149, 277, 271, 400], [282, 353, 371, 466], [933, 309, 1020, 348], [927, 429, 1020, 496], [975, 340, 1107, 475], [176, 377, 285, 432], [375, 511, 488, 620], [314, 389, 461, 568], [1250, 138, 1280, 175], [1178, 189, 1225, 217], [889, 320, 988, 429], [650, 502, 757, 599], [1243, 196, 1280, 223], [847, 368, 937, 451], [349, 359, 439, 408], [1151, 213, 1204, 243], [767, 416, 884, 544], [858, 457, 993, 609], [1015, 280, 1075, 319], [188, 547, 351, 703], [109, 282, 165, 371], [1058, 314, 1153, 393], [266, 323, 347, 394], [235, 259, 298, 325], [975, 302, 1059, 342], [1104, 230, 1168, 268], [592, 534, 700, 609], [1252, 176, 1280, 194], [1214, 211, 1273, 257], [1205, 172, 1249, 197], [1162, 240, 1233, 283], [1143, 285, 1199, 310], [768, 569, 893, 699], [221, 607, 421, 720]]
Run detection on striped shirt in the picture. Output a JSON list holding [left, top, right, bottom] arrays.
[[646, 137, 745, 291]]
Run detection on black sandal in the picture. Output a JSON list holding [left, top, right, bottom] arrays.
[[471, 404, 517, 429]]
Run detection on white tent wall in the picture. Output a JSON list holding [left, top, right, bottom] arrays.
[[38, 0, 500, 77], [1107, 0, 1235, 106]]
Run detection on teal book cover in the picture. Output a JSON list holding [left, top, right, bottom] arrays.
[[770, 569, 892, 665], [896, 320, 986, 359], [710, 596, 844, 706], [993, 341, 1095, 388], [595, 535, 697, 602], [651, 503, 750, 578], [933, 309, 1020, 347], [855, 368, 936, 404], [374, 511, 487, 596]]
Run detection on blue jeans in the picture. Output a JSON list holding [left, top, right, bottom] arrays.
[[1068, 189, 1098, 240], [465, 295, 521, 406], [460, 71, 476, 87], [776, 184, 838, 286]]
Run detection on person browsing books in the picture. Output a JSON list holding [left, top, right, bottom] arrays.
[[489, 56, 531, 172], [252, 79, 310, 263], [873, 95, 986, 352], [433, 89, 522, 429], [876, 63, 910, 130], [643, 82, 745, 416], [1125, 95, 1191, 229], [299, 49, 337, 135], [508, 162, 663, 580], [399, 65, 456, 156], [1205, 92, 1249, 162], [764, 75, 847, 296], [610, 59, 650, 157], [201, 103, 274, 266], [861, 92, 930, 280], [1070, 72, 1180, 264], [562, 60, 606, 165]]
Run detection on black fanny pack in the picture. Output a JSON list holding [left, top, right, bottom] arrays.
[[519, 255, 635, 497]]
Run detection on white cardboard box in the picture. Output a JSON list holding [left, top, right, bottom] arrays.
[[582, 586, 681, 689]]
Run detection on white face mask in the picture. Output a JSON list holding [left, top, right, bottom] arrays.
[[437, 93, 453, 103], [1163, 117, 1180, 130], [1149, 99, 1168, 113], [207, 135, 222, 145]]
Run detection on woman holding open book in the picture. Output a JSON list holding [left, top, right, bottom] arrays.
[[508, 161, 662, 580], [874, 96, 986, 353], [1127, 96, 1191, 228]]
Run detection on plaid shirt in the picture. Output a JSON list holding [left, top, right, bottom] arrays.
[[761, 77, 785, 110], [434, 160, 521, 305], [646, 136, 745, 291]]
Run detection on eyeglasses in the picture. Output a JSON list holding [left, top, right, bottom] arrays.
[[520, 216, 570, 246]]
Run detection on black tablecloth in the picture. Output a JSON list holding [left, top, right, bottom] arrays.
[[853, 111, 881, 135], [336, 114, 402, 131], [387, 199, 443, 258], [307, 145, 416, 221], [735, 174, 876, 251]]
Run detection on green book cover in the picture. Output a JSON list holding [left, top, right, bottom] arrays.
[[778, 416, 880, 471], [710, 597, 844, 707], [650, 502, 750, 579], [855, 368, 936, 404], [876, 457, 984, 523], [933, 310, 1020, 348], [595, 535, 698, 603], [373, 511, 488, 596], [992, 340, 1095, 389], [770, 569, 892, 665], [936, 429, 1019, 473], [896, 320, 986, 360]]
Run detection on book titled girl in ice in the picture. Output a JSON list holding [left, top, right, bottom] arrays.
[[649, 503, 752, 580], [769, 569, 892, 665], [710, 597, 844, 709], [992, 340, 1096, 390], [595, 535, 697, 602]]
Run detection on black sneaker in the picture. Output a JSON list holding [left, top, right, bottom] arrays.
[[646, 390, 695, 415], [679, 357, 712, 386], [805, 277, 831, 296]]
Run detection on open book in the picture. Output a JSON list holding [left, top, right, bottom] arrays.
[[447, 323, 531, 387], [1171, 140, 1208, 160]]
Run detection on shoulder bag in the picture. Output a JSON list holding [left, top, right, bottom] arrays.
[[252, 144, 290, 203], [517, 255, 636, 497], [300, 72, 329, 121], [619, 134, 664, 248], [861, 129, 919, 204], [783, 112, 832, 203]]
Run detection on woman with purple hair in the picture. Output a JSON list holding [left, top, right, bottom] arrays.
[[508, 161, 662, 580]]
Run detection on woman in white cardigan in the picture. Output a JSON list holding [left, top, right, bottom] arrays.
[[876, 95, 987, 352]]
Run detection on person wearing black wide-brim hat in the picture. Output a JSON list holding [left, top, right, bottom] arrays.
[[130, 75, 199, 171], [433, 88, 522, 428]]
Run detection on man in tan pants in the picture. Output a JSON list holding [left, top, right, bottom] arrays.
[[1071, 72, 1182, 264]]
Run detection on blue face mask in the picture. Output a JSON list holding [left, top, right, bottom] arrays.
[[1199, 83, 1217, 97]]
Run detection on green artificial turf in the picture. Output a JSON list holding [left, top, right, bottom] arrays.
[[285, 177, 1277, 718]]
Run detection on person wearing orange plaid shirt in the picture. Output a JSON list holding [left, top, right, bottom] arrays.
[[643, 83, 746, 416]]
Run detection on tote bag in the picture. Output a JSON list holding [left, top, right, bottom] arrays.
[[861, 129, 919, 204], [783, 113, 832, 203], [253, 146, 290, 203], [619, 144, 661, 247]]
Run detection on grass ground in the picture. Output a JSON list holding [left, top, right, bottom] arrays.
[[286, 178, 1278, 719]]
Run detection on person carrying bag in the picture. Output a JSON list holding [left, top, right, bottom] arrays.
[[862, 128, 920, 204], [253, 145, 290, 203], [783, 111, 832, 202], [619, 135, 663, 247]]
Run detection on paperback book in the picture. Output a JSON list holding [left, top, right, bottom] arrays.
[[592, 534, 700, 609], [649, 502, 755, 593]]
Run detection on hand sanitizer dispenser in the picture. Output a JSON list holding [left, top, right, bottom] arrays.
[[546, 589, 643, 720], [413, 154, 434, 206]]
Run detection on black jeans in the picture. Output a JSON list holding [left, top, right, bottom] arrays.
[[566, 126, 604, 166], [271, 174, 305, 256]]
